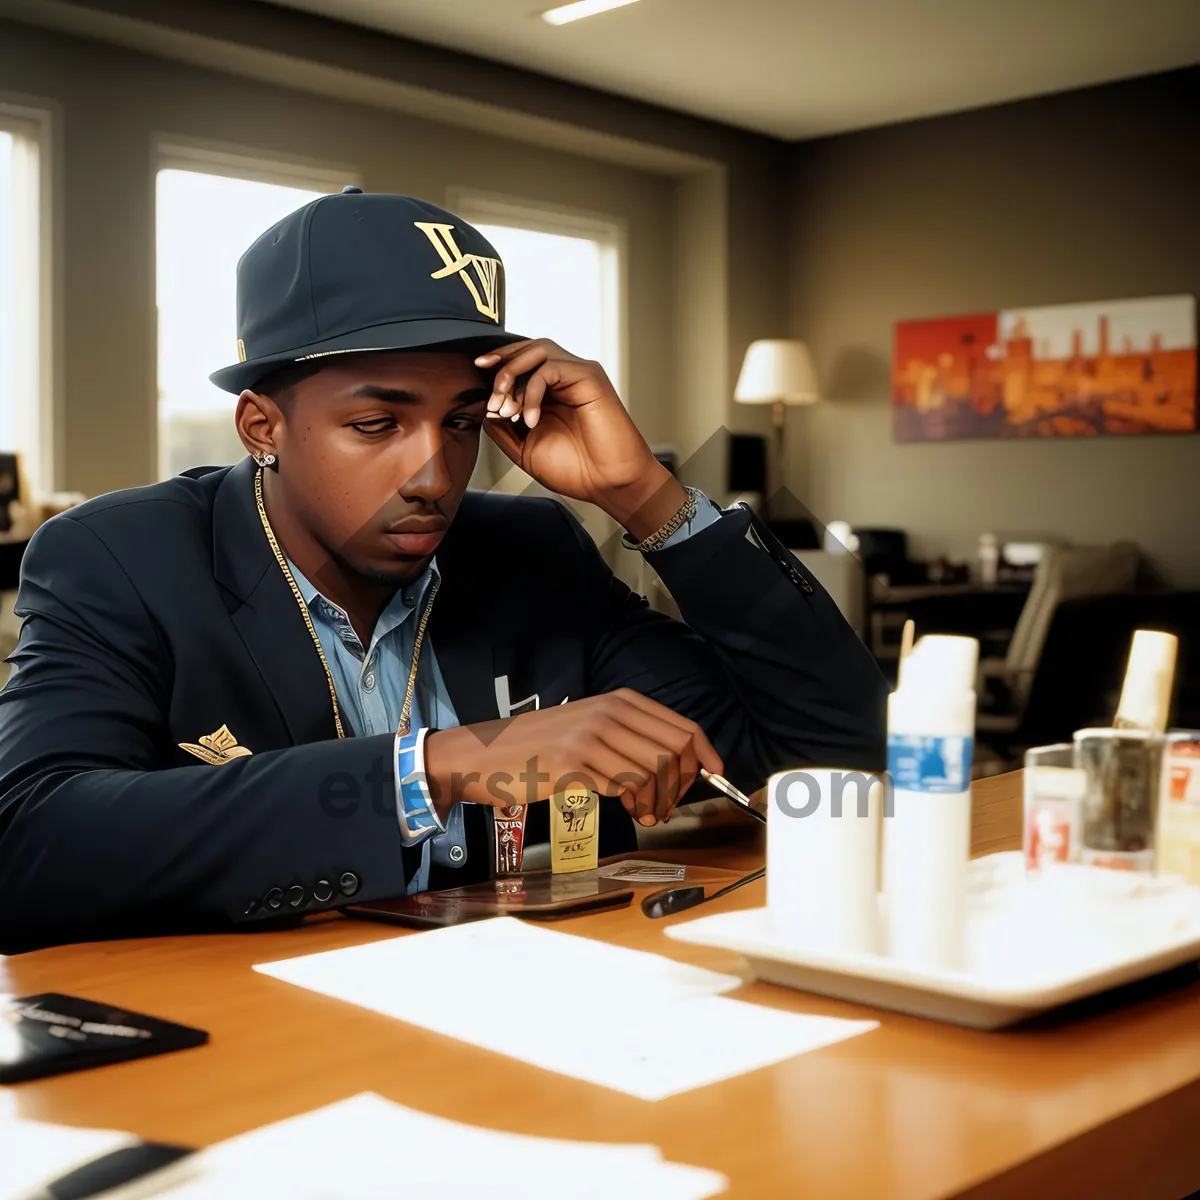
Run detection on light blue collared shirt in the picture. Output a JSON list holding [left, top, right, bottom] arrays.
[[287, 557, 463, 894], [286, 489, 723, 894]]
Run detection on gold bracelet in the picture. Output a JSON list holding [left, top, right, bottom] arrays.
[[621, 486, 700, 554]]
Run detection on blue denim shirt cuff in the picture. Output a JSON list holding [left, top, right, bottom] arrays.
[[395, 726, 444, 845]]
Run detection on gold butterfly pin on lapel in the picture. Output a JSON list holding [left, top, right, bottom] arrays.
[[180, 724, 253, 765]]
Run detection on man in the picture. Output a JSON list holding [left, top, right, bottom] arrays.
[[0, 190, 886, 952]]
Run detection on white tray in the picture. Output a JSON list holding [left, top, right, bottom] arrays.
[[664, 854, 1200, 1029]]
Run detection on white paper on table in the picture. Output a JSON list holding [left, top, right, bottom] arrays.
[[0, 1109, 136, 1200], [255, 918, 877, 1101], [96, 1092, 728, 1200]]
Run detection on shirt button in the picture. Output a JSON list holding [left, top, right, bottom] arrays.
[[363, 671, 376, 691], [448, 844, 465, 864]]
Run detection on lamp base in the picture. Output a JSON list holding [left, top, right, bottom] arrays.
[[771, 401, 787, 511]]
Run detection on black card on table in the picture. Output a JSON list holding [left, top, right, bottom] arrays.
[[0, 993, 209, 1083]]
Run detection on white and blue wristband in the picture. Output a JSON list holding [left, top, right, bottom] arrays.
[[395, 726, 444, 846]]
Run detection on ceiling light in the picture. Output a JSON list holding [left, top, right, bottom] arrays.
[[541, 0, 642, 26]]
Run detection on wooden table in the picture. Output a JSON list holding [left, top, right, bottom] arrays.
[[5, 772, 1200, 1199]]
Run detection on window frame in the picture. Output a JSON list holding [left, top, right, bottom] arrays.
[[447, 188, 628, 403], [0, 96, 58, 498], [151, 137, 360, 480]]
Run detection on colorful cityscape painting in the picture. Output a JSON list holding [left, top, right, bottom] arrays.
[[891, 295, 1197, 441]]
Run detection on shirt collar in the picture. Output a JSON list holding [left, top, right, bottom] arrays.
[[285, 556, 441, 647]]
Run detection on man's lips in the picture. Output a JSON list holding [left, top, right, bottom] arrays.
[[384, 521, 447, 557]]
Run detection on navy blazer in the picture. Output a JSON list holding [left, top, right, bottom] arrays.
[[0, 458, 886, 950]]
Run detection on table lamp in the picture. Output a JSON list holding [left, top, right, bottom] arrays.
[[734, 340, 820, 498]]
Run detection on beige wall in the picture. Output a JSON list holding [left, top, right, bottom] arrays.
[[788, 67, 1200, 586], [0, 0, 791, 504], [0, 18, 690, 497]]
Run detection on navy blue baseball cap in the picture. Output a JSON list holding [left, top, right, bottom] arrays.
[[210, 188, 518, 394]]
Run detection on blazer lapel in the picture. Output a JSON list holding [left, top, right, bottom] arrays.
[[428, 533, 499, 728], [212, 458, 341, 745]]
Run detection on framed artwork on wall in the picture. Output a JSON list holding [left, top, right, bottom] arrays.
[[891, 294, 1196, 441]]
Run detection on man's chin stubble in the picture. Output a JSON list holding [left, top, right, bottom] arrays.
[[321, 541, 430, 590]]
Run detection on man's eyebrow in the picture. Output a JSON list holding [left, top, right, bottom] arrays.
[[349, 386, 420, 405], [349, 386, 489, 407], [452, 387, 491, 407]]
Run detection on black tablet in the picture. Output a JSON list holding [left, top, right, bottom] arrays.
[[343, 872, 634, 930]]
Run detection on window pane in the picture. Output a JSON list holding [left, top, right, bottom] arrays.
[[473, 224, 616, 385], [156, 170, 325, 480], [0, 132, 14, 452]]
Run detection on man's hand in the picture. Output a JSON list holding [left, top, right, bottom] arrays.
[[423, 689, 723, 827], [475, 340, 687, 542]]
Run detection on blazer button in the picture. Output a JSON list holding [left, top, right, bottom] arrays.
[[264, 887, 284, 910], [243, 897, 259, 916], [448, 845, 465, 864], [339, 871, 360, 897], [287, 885, 306, 908], [313, 879, 334, 903]]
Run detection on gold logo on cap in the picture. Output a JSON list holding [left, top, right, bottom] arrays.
[[180, 723, 253, 766], [414, 222, 503, 323], [237, 338, 247, 363]]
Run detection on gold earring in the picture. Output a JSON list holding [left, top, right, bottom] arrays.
[[254, 452, 276, 468]]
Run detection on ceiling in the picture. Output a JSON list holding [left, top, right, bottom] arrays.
[[259, 0, 1200, 140]]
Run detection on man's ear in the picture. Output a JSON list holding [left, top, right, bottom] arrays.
[[235, 390, 282, 460]]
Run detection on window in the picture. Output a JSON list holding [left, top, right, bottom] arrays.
[[0, 102, 53, 498], [155, 151, 351, 480], [451, 192, 625, 399]]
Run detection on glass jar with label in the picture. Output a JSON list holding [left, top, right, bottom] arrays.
[[1075, 727, 1164, 872], [1156, 732, 1200, 882], [1023, 743, 1086, 871]]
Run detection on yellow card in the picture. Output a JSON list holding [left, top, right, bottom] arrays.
[[550, 787, 600, 874]]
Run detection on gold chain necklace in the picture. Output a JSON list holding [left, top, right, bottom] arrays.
[[253, 466, 439, 739]]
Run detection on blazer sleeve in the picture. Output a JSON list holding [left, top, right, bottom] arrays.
[[553, 501, 888, 791], [0, 515, 419, 952]]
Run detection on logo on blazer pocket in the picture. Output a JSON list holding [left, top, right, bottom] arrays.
[[179, 724, 253, 765]]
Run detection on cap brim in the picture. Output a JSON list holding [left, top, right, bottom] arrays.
[[208, 317, 522, 393]]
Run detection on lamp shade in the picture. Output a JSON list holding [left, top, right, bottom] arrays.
[[734, 339, 820, 405]]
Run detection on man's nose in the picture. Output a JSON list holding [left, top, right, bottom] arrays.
[[396, 422, 452, 503]]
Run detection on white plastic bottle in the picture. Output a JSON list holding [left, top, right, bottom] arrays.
[[883, 635, 979, 971]]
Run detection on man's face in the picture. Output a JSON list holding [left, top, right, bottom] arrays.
[[269, 350, 490, 587]]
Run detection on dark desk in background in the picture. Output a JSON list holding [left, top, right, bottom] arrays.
[[870, 580, 1032, 667]]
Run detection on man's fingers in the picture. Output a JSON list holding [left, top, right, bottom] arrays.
[[581, 743, 658, 825], [497, 379, 526, 422], [522, 373, 548, 429], [601, 708, 697, 820], [489, 343, 553, 407], [475, 340, 534, 370], [609, 689, 724, 776], [595, 723, 685, 823]]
